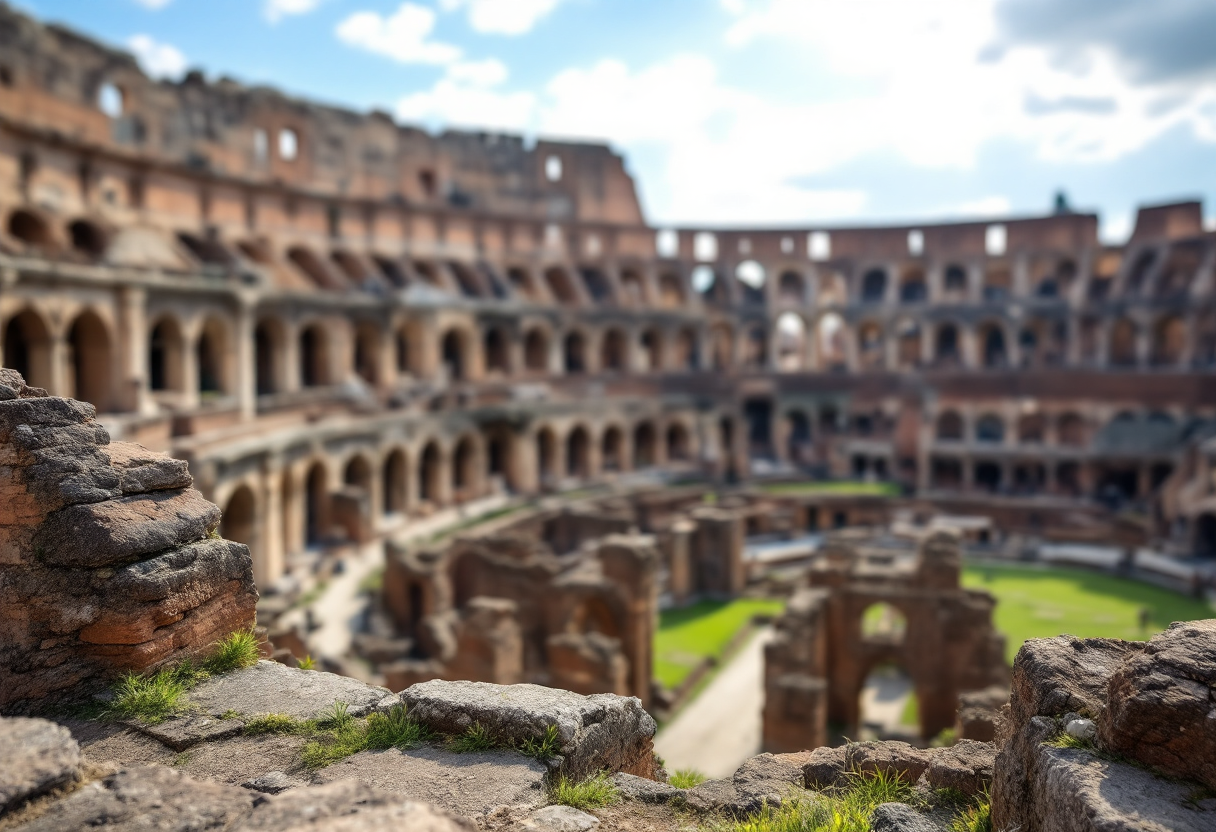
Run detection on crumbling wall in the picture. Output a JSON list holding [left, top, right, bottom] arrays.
[[0, 371, 257, 713]]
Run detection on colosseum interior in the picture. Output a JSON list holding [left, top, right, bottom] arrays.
[[2, 3, 1215, 709]]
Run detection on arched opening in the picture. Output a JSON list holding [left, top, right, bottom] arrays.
[[975, 414, 1005, 444], [666, 423, 690, 461], [858, 321, 884, 370], [331, 250, 368, 284], [658, 273, 684, 308], [419, 442, 442, 503], [67, 310, 111, 411], [776, 312, 806, 371], [633, 422, 657, 469], [354, 323, 380, 386], [177, 233, 235, 268], [817, 313, 847, 371], [619, 269, 645, 306], [943, 264, 967, 297], [743, 325, 767, 368], [980, 323, 1007, 368], [536, 428, 557, 485], [895, 320, 921, 369], [785, 411, 811, 464], [344, 455, 372, 493], [1017, 413, 1045, 444], [710, 324, 733, 371], [524, 327, 549, 372], [148, 317, 185, 392], [544, 267, 579, 305], [934, 323, 960, 367], [449, 261, 483, 299], [221, 485, 257, 577], [483, 326, 509, 375], [861, 602, 907, 642], [7, 210, 52, 249], [1057, 412, 1085, 447], [974, 461, 1002, 492], [736, 260, 766, 304], [383, 449, 407, 515], [601, 328, 627, 372], [983, 266, 1011, 302], [1151, 316, 1186, 366], [373, 255, 408, 288], [254, 318, 283, 395], [601, 427, 623, 472], [3, 308, 52, 390], [300, 324, 330, 387], [931, 458, 963, 489], [778, 271, 805, 304], [569, 597, 621, 639], [579, 268, 612, 304], [197, 317, 227, 395], [305, 462, 328, 546], [676, 327, 698, 370], [899, 268, 927, 303], [860, 662, 918, 742], [640, 329, 662, 371], [1109, 319, 1137, 367], [861, 268, 888, 303], [452, 437, 476, 498], [68, 219, 107, 258], [563, 331, 586, 374], [1013, 463, 1046, 494], [507, 267, 535, 299], [566, 426, 590, 478], [441, 329, 465, 381], [936, 411, 964, 441], [288, 246, 341, 290], [1195, 514, 1216, 558]]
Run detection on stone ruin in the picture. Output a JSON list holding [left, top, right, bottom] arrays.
[[358, 491, 749, 708], [762, 530, 1009, 751], [0, 370, 258, 714]]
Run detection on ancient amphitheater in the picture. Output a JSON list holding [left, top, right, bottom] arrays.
[[2, 1, 1215, 597]]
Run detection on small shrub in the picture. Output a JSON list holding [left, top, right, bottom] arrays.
[[549, 772, 619, 811], [518, 725, 560, 760], [297, 655, 317, 670], [244, 714, 313, 735], [318, 701, 354, 732], [365, 706, 429, 751], [204, 629, 259, 675], [448, 722, 497, 753], [669, 769, 706, 789]]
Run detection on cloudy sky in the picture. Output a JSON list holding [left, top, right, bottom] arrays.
[[18, 0, 1216, 241]]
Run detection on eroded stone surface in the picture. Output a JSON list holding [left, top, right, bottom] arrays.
[[870, 802, 948, 832], [401, 680, 659, 781], [730, 752, 806, 812], [105, 442, 193, 495], [240, 780, 476, 831], [241, 771, 300, 795], [186, 660, 398, 720], [847, 742, 932, 783], [922, 740, 994, 797], [610, 772, 678, 804], [130, 713, 245, 751], [520, 804, 600, 831], [313, 746, 546, 819], [0, 718, 81, 815]]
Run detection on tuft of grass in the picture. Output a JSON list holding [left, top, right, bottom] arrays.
[[729, 768, 918, 832], [171, 752, 192, 767], [1046, 733, 1094, 751], [365, 706, 430, 751], [297, 655, 317, 670], [244, 713, 315, 736], [203, 629, 260, 675], [300, 723, 367, 770], [518, 725, 561, 760], [218, 709, 240, 721], [549, 772, 619, 811], [932, 787, 971, 808], [108, 665, 195, 724], [448, 722, 498, 753], [948, 792, 992, 832], [669, 769, 707, 789], [318, 701, 354, 732]]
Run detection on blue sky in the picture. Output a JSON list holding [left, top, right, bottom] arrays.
[[17, 0, 1216, 241]]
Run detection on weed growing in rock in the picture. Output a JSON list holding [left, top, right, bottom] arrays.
[[448, 722, 497, 753], [364, 706, 430, 751], [318, 701, 354, 732], [727, 768, 917, 832], [549, 772, 619, 810], [1046, 733, 1094, 751], [108, 664, 196, 723], [300, 723, 366, 770], [669, 769, 706, 789], [298, 705, 431, 769], [297, 656, 317, 670], [931, 787, 971, 807], [948, 791, 992, 832], [218, 709, 240, 720], [203, 629, 259, 675], [171, 752, 192, 767], [244, 714, 315, 735], [518, 725, 560, 760]]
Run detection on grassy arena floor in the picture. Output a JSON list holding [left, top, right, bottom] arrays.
[[759, 481, 901, 497], [654, 598, 785, 689], [962, 563, 1214, 664]]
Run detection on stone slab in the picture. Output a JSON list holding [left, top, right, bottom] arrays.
[[240, 779, 475, 831], [185, 661, 398, 720], [521, 804, 600, 831], [610, 772, 678, 804], [870, 802, 949, 832], [312, 745, 546, 819], [129, 713, 245, 752], [0, 717, 81, 814]]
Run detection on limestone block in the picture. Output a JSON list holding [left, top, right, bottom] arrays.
[[845, 741, 932, 783], [0, 717, 81, 815], [105, 442, 193, 494], [520, 804, 600, 831], [610, 772, 678, 804], [400, 680, 659, 781], [869, 802, 947, 832], [240, 779, 476, 831], [185, 661, 399, 721], [922, 740, 994, 797]]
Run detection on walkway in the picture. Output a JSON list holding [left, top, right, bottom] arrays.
[[654, 627, 772, 779]]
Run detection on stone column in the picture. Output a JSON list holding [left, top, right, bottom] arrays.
[[235, 297, 256, 421], [117, 285, 146, 414]]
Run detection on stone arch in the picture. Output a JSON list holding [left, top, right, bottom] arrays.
[[785, 410, 812, 463], [742, 324, 767, 368], [305, 461, 329, 546], [344, 454, 372, 492], [657, 273, 684, 308], [7, 209, 54, 250], [601, 426, 624, 471], [1109, 318, 1137, 367], [452, 436, 477, 498], [816, 313, 847, 371], [523, 326, 549, 372], [934, 322, 961, 367], [1151, 316, 1186, 366], [3, 308, 53, 390], [441, 328, 467, 381], [197, 317, 229, 395], [857, 321, 884, 370], [640, 328, 662, 371], [353, 321, 380, 386], [536, 427, 557, 484], [383, 448, 407, 515], [288, 245, 341, 290], [300, 323, 331, 387], [506, 266, 537, 300], [149, 316, 185, 393], [601, 328, 627, 372], [936, 411, 964, 441], [778, 270, 806, 304], [894, 319, 921, 369], [483, 325, 510, 376], [566, 425, 590, 478], [1057, 412, 1086, 447], [979, 322, 1008, 368], [666, 422, 690, 461], [544, 267, 579, 306], [1017, 413, 1046, 444], [67, 309, 112, 411], [67, 218, 108, 258], [563, 330, 586, 374], [975, 413, 1005, 444], [254, 317, 285, 395], [633, 422, 657, 468], [943, 263, 967, 296], [710, 323, 734, 371], [860, 268, 888, 303], [419, 441, 442, 503], [221, 484, 257, 570], [776, 312, 807, 371], [861, 602, 907, 642], [619, 268, 646, 306], [898, 267, 927, 303], [974, 460, 1002, 492], [676, 327, 699, 370]]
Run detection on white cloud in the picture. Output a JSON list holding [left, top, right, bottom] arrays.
[[337, 3, 461, 65], [439, 0, 564, 36], [397, 82, 535, 133], [446, 58, 509, 87], [126, 34, 188, 79], [131, 0, 173, 9], [264, 0, 322, 24], [953, 196, 1013, 217]]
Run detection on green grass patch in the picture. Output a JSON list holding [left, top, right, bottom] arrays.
[[447, 722, 498, 753], [669, 769, 707, 789], [108, 665, 196, 724], [728, 768, 916, 832], [518, 725, 561, 760], [297, 655, 317, 670], [300, 703, 430, 769], [759, 480, 900, 497], [900, 692, 919, 728], [358, 567, 385, 594], [654, 598, 785, 689], [244, 713, 315, 735], [549, 772, 619, 811], [962, 564, 1214, 664], [948, 791, 992, 832], [203, 629, 260, 675]]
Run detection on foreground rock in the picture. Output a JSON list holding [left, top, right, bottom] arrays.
[[0, 372, 257, 714], [0, 718, 82, 814], [800, 741, 993, 797], [401, 680, 661, 781]]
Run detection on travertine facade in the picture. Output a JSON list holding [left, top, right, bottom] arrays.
[[0, 0, 1213, 614]]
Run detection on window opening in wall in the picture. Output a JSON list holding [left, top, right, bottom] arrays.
[[8, 210, 51, 248], [68, 220, 107, 258], [0, 65, 13, 87], [985, 224, 1007, 256], [907, 229, 924, 256], [736, 260, 766, 288], [278, 128, 299, 161], [544, 155, 563, 182], [861, 268, 888, 303], [781, 236, 794, 254], [655, 229, 678, 258], [694, 231, 718, 261], [418, 169, 436, 197], [691, 265, 716, 294], [98, 82, 123, 118], [808, 231, 831, 261], [944, 264, 967, 293], [584, 234, 601, 258], [738, 237, 751, 255], [253, 128, 268, 165]]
